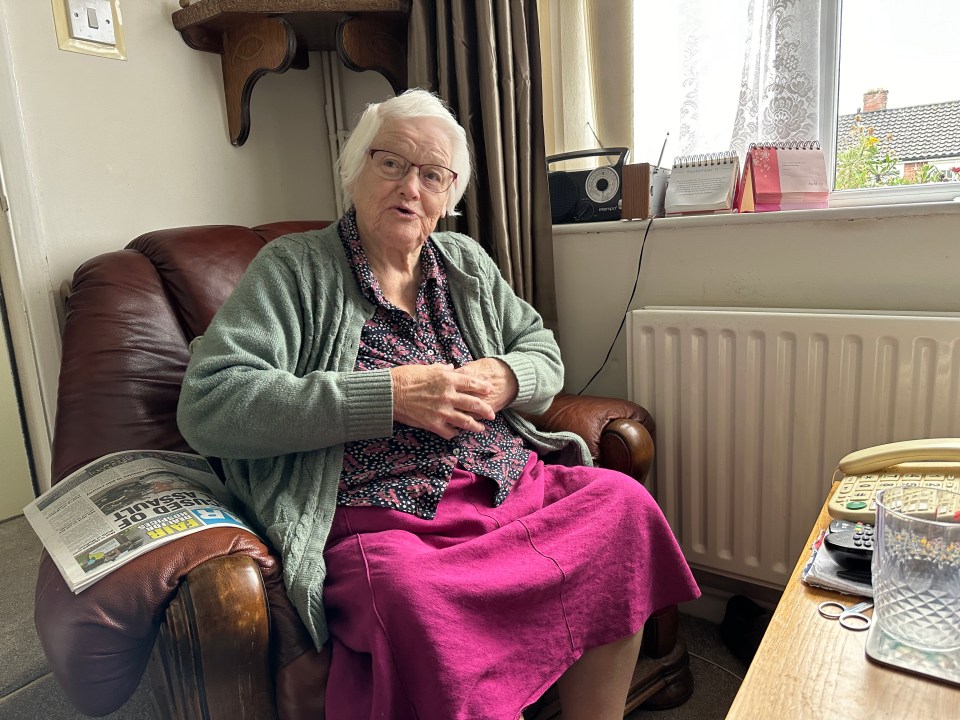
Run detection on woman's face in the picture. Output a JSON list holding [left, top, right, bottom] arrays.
[[353, 117, 453, 253]]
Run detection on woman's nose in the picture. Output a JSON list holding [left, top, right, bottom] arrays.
[[397, 167, 422, 196]]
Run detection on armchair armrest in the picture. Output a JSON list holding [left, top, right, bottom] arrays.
[[151, 554, 329, 720], [526, 392, 656, 485], [150, 555, 276, 720], [34, 527, 287, 717], [598, 418, 656, 487]]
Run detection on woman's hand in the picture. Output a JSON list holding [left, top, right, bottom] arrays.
[[391, 363, 496, 440], [454, 358, 519, 413]]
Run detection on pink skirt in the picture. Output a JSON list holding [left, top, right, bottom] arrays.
[[322, 454, 699, 720]]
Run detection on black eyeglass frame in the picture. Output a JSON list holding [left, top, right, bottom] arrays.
[[367, 148, 458, 193]]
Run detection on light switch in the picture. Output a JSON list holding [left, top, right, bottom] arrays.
[[52, 0, 125, 60], [66, 0, 116, 46]]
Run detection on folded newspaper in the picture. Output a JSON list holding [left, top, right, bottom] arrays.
[[24, 450, 253, 593]]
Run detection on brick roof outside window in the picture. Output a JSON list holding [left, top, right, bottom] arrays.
[[837, 100, 960, 163]]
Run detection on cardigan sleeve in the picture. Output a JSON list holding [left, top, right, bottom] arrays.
[[177, 240, 394, 460], [471, 243, 564, 414]]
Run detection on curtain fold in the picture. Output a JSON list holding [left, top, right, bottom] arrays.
[[538, 1, 635, 158], [408, 0, 557, 326]]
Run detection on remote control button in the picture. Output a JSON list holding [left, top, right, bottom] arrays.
[[846, 500, 867, 510]]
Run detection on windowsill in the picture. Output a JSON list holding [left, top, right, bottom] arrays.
[[551, 198, 960, 234], [829, 183, 960, 207]]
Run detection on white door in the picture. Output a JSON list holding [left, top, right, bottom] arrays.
[[0, 307, 33, 520]]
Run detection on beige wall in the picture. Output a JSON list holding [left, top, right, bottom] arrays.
[[0, 1, 369, 490]]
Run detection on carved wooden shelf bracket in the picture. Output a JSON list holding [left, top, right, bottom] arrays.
[[172, 1, 410, 146], [336, 14, 407, 95]]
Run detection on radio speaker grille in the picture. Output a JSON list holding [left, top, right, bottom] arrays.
[[548, 172, 579, 224]]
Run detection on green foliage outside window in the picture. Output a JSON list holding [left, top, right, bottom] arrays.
[[835, 116, 944, 189]]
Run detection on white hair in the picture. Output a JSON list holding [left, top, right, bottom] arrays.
[[337, 89, 471, 217]]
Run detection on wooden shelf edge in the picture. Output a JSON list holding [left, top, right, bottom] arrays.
[[172, 0, 410, 32]]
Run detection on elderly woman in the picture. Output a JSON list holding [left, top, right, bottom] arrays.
[[177, 89, 698, 720]]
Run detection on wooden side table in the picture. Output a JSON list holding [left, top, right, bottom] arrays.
[[725, 485, 960, 718]]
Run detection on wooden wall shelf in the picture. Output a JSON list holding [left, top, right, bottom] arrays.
[[172, 0, 411, 146]]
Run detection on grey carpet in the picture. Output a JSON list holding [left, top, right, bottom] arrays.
[[1, 513, 745, 719], [0, 515, 48, 697], [0, 674, 152, 720]]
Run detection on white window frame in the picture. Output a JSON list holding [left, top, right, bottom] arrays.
[[821, 2, 960, 208]]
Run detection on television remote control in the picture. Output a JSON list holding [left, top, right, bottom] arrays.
[[823, 521, 874, 570]]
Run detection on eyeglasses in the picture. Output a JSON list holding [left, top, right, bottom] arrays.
[[367, 149, 457, 193]]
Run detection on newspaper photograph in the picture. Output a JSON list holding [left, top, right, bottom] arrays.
[[24, 449, 253, 593]]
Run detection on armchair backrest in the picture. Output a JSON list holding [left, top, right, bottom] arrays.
[[51, 221, 330, 485]]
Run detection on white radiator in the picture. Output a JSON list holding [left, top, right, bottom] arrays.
[[627, 307, 960, 588]]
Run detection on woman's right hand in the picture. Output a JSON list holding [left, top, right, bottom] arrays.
[[391, 363, 496, 440]]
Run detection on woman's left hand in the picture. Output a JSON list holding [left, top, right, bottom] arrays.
[[454, 358, 518, 414]]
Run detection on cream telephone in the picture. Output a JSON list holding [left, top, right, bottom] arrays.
[[828, 438, 960, 523]]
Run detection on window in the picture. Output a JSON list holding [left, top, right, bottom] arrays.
[[832, 0, 960, 202], [627, 1, 960, 206]]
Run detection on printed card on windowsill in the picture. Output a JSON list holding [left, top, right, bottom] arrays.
[[737, 141, 829, 212], [664, 151, 741, 216]]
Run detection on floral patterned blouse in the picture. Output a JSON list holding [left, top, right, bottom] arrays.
[[336, 209, 531, 519]]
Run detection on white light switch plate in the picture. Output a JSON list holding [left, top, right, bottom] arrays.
[[66, 0, 116, 45], [52, 0, 125, 60]]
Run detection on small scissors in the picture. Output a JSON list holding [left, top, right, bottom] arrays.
[[818, 599, 873, 631]]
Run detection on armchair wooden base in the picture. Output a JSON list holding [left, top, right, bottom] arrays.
[[149, 556, 277, 720]]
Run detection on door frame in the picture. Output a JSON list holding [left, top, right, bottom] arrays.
[[0, 2, 57, 493]]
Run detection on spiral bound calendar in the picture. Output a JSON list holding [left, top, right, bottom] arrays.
[[663, 151, 741, 216], [736, 141, 829, 212]]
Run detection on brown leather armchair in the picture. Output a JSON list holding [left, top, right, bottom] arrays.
[[35, 222, 692, 719]]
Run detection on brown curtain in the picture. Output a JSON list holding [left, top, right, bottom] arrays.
[[408, 0, 557, 326]]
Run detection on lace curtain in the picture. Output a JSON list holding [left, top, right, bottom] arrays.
[[540, 0, 824, 163], [729, 0, 823, 156]]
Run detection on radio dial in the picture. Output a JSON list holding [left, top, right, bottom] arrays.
[[586, 166, 619, 204]]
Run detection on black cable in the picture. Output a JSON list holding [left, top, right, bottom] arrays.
[[576, 216, 655, 396]]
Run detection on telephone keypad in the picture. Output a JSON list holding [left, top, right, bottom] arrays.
[[829, 470, 960, 523]]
